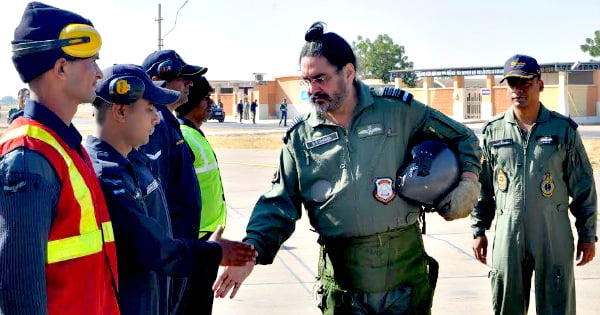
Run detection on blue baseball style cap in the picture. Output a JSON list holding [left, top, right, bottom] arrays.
[[12, 1, 100, 83], [142, 49, 207, 81], [500, 54, 541, 83], [95, 64, 180, 106]]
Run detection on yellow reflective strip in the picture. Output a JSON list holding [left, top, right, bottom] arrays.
[[24, 125, 97, 234], [4, 124, 104, 263], [47, 230, 102, 263], [102, 222, 115, 243]]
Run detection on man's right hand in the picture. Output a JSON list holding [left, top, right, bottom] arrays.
[[209, 226, 257, 266], [472, 235, 488, 264], [213, 262, 255, 299]]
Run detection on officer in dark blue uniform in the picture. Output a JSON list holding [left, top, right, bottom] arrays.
[[85, 64, 256, 315], [139, 50, 207, 313]]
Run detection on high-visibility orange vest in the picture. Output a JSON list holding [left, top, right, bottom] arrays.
[[0, 117, 120, 315]]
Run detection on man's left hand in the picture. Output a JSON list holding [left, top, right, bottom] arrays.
[[576, 242, 596, 266]]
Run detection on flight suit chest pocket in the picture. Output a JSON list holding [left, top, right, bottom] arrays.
[[489, 139, 518, 169], [533, 135, 564, 168]]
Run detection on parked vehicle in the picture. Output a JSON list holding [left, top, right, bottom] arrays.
[[209, 105, 225, 123]]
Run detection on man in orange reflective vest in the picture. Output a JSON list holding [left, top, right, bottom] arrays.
[[0, 2, 119, 314]]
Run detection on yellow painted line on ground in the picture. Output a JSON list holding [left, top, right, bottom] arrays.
[[220, 161, 277, 168]]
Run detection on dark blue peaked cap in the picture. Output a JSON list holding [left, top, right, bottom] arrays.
[[12, 1, 95, 83]]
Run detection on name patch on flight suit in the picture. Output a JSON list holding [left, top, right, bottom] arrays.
[[373, 177, 396, 204], [540, 173, 555, 197], [497, 168, 508, 191], [536, 135, 558, 145], [357, 124, 384, 138], [490, 139, 514, 147], [305, 132, 339, 150]]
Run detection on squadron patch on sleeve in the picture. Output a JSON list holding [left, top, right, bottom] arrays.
[[540, 173, 555, 198], [373, 177, 396, 205]]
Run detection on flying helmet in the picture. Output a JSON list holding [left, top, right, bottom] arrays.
[[396, 140, 460, 208]]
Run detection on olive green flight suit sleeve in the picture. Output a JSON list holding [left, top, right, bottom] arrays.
[[565, 129, 597, 243], [243, 144, 303, 264], [471, 143, 496, 236], [416, 106, 482, 176]]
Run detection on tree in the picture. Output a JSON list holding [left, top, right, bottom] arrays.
[[580, 30, 600, 60], [352, 34, 416, 86], [0, 96, 16, 105]]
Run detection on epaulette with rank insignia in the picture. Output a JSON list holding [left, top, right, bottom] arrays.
[[370, 86, 413, 105], [282, 115, 305, 144]]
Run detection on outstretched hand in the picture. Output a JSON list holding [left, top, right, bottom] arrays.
[[209, 226, 257, 266], [213, 262, 255, 299]]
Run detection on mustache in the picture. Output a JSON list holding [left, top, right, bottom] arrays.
[[310, 93, 331, 102]]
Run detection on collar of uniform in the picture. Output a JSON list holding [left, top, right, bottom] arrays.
[[85, 135, 130, 168], [305, 80, 375, 128], [177, 116, 195, 129], [24, 100, 82, 150], [157, 104, 179, 128], [506, 103, 549, 125]]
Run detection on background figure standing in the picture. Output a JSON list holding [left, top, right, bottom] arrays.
[[214, 21, 481, 314], [7, 87, 28, 123], [175, 76, 229, 314], [243, 98, 250, 120], [278, 98, 288, 126], [472, 54, 597, 315], [0, 2, 119, 314], [250, 99, 258, 124], [237, 100, 243, 123]]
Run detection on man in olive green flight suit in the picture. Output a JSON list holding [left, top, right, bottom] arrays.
[[472, 54, 597, 315], [213, 22, 482, 315]]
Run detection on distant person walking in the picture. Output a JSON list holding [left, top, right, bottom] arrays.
[[237, 100, 243, 123], [278, 98, 288, 126], [243, 98, 250, 120], [250, 99, 258, 124]]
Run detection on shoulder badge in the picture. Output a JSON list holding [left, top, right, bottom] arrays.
[[282, 115, 306, 144], [370, 87, 413, 105]]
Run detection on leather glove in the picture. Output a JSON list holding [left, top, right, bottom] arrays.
[[435, 178, 481, 221]]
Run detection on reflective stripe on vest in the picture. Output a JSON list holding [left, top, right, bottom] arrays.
[[1, 124, 115, 263]]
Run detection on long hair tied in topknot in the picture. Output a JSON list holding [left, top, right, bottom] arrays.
[[299, 21, 357, 72], [305, 22, 326, 42]]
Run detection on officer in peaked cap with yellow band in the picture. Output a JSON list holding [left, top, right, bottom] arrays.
[[214, 21, 482, 314], [472, 54, 597, 314]]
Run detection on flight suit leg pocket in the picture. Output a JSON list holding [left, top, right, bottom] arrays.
[[549, 265, 567, 307]]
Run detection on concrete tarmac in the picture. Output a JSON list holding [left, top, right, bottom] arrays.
[[209, 142, 600, 314]]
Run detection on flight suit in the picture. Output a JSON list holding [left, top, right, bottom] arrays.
[[244, 81, 481, 314], [472, 105, 597, 314]]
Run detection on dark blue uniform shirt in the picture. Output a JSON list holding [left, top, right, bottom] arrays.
[[139, 105, 201, 240], [86, 137, 221, 315]]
